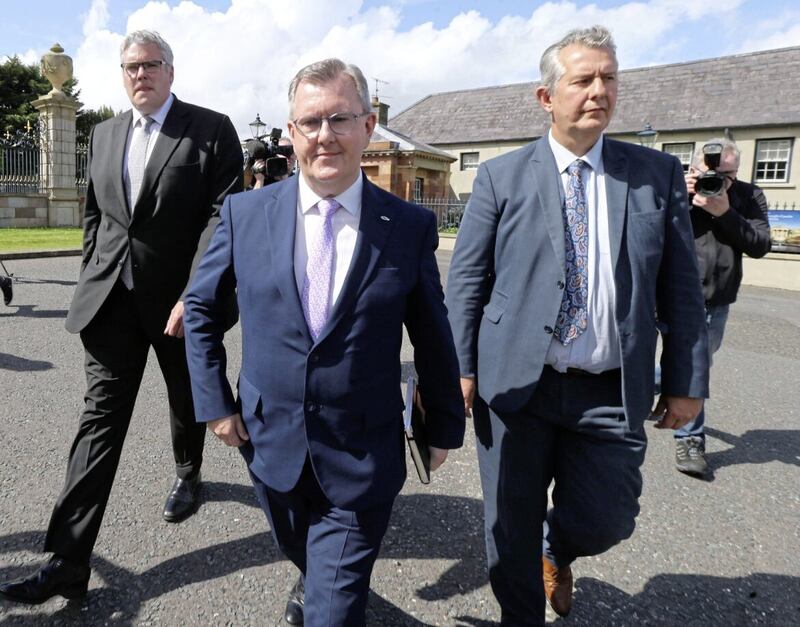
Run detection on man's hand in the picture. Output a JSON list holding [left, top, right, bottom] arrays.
[[429, 446, 449, 472], [164, 301, 185, 337], [460, 377, 475, 418], [208, 413, 250, 447], [651, 396, 704, 430]]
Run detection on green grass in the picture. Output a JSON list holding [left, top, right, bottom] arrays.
[[0, 227, 82, 252]]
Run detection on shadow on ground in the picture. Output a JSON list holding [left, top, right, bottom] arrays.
[[0, 491, 485, 625]]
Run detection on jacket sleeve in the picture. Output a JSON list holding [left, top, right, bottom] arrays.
[[657, 157, 710, 399], [445, 162, 500, 378], [183, 195, 239, 422], [79, 126, 100, 273], [404, 212, 465, 450], [713, 183, 772, 258]]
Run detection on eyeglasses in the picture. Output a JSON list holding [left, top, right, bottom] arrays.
[[291, 112, 370, 138], [120, 60, 168, 77]]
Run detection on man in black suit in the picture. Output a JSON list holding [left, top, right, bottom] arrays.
[[0, 29, 242, 604]]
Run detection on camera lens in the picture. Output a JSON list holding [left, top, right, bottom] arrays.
[[695, 174, 725, 197]]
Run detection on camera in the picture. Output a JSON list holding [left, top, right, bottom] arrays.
[[244, 128, 294, 184], [694, 142, 726, 197]]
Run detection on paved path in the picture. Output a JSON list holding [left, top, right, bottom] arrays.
[[0, 255, 798, 625]]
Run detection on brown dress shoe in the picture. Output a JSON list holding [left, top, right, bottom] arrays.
[[542, 556, 573, 617]]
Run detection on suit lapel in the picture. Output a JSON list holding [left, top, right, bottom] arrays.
[[315, 178, 394, 345], [112, 112, 132, 219], [264, 179, 309, 338], [603, 140, 628, 271], [132, 98, 190, 222], [530, 140, 566, 270]]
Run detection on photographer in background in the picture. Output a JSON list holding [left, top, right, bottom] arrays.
[[675, 138, 771, 477], [243, 132, 295, 190]]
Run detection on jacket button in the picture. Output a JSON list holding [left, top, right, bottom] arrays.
[[557, 280, 565, 289], [309, 354, 320, 363], [306, 402, 318, 413], [544, 325, 553, 334], [117, 259, 123, 266]]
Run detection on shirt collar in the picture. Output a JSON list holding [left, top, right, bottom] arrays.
[[131, 93, 174, 129], [298, 171, 362, 216], [548, 130, 605, 175]]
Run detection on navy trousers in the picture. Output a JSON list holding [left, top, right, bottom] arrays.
[[244, 451, 394, 627], [474, 366, 647, 625]]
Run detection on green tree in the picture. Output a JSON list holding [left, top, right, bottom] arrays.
[[76, 104, 116, 144]]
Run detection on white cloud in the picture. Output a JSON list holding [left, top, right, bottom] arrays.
[[70, 0, 758, 139]]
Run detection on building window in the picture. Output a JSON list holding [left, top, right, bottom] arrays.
[[662, 142, 695, 172], [754, 138, 792, 183], [414, 177, 424, 201], [460, 152, 479, 171]]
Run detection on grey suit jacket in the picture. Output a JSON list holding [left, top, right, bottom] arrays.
[[446, 136, 709, 428], [65, 97, 243, 334]]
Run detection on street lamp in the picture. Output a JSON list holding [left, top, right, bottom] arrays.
[[636, 122, 658, 149], [249, 113, 266, 140]]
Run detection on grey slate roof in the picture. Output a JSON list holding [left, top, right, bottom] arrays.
[[368, 124, 455, 160], [389, 46, 800, 145]]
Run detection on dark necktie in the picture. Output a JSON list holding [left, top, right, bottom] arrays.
[[554, 159, 589, 345]]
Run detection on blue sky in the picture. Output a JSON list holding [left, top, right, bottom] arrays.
[[3, 0, 799, 136]]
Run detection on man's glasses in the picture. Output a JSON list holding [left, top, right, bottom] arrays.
[[291, 112, 369, 138], [120, 60, 168, 77]]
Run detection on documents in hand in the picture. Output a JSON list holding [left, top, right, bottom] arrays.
[[404, 376, 431, 484]]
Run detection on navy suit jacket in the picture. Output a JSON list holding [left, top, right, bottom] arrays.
[[446, 137, 709, 428], [184, 175, 465, 510]]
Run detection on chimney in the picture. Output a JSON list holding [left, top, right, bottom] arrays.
[[371, 96, 389, 126]]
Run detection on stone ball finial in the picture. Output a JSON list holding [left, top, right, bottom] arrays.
[[40, 43, 73, 95]]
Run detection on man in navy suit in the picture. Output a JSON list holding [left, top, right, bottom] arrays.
[[184, 58, 464, 626], [446, 26, 709, 624]]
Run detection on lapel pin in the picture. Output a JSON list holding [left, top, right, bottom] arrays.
[[380, 215, 390, 221]]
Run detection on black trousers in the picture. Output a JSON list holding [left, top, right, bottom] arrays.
[[44, 281, 206, 564]]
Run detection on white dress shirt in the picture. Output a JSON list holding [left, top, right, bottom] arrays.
[[545, 131, 621, 373], [294, 172, 362, 308], [122, 93, 175, 213]]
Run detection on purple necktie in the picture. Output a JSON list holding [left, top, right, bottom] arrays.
[[302, 198, 340, 340]]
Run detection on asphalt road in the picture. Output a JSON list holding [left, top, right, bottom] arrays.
[[0, 254, 798, 626]]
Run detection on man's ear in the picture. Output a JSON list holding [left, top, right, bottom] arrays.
[[535, 85, 553, 113]]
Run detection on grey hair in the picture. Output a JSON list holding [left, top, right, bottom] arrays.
[[287, 58, 371, 117], [539, 25, 617, 95], [120, 30, 174, 65], [692, 138, 741, 168]]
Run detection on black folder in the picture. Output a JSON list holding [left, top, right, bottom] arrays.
[[404, 376, 431, 484]]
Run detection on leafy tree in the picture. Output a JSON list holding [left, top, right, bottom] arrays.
[[77, 105, 116, 144]]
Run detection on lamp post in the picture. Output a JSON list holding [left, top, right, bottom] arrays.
[[249, 113, 266, 140], [636, 122, 658, 149]]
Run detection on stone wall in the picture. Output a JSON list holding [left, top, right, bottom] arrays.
[[0, 193, 50, 227]]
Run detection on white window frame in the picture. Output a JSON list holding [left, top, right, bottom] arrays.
[[754, 138, 793, 183], [662, 142, 695, 173], [460, 152, 479, 171]]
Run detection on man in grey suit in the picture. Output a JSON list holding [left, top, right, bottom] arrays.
[[0, 30, 242, 605], [446, 26, 709, 624]]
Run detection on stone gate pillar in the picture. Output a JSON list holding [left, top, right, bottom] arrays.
[[32, 43, 81, 227]]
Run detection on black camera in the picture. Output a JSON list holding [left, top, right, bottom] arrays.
[[244, 128, 294, 184], [694, 143, 726, 197]]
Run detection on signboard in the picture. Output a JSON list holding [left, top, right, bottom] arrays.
[[768, 210, 800, 253]]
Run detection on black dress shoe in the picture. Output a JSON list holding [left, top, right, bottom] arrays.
[[284, 575, 304, 625], [162, 473, 202, 522], [0, 555, 89, 604], [0, 276, 12, 306]]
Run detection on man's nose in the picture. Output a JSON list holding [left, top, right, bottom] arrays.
[[317, 118, 336, 143], [589, 77, 606, 98]]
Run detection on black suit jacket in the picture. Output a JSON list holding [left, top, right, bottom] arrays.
[[66, 97, 243, 334]]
